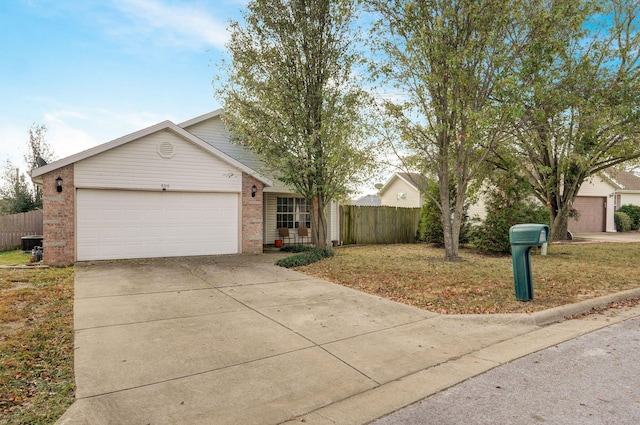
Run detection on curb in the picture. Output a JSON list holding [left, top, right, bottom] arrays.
[[437, 287, 640, 328], [530, 287, 640, 326]]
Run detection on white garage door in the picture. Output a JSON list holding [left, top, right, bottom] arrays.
[[77, 189, 239, 261]]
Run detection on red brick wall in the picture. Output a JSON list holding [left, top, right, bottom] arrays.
[[41, 165, 75, 266], [242, 174, 264, 254]]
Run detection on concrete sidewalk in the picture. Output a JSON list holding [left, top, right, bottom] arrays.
[[56, 254, 640, 425]]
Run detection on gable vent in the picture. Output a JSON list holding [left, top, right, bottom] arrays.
[[157, 141, 175, 159]]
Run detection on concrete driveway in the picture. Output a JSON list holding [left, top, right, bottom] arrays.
[[56, 253, 640, 425], [574, 231, 640, 243]]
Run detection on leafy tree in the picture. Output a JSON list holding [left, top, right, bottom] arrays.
[[417, 180, 471, 246], [505, 0, 640, 240], [24, 123, 55, 208], [470, 168, 549, 254], [217, 0, 373, 248], [0, 160, 36, 215], [367, 0, 522, 260]]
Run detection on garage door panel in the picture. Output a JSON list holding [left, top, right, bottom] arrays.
[[77, 190, 239, 261], [568, 197, 606, 233]]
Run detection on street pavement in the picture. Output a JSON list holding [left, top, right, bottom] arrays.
[[373, 313, 640, 425]]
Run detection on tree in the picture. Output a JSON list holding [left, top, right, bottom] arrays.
[[506, 0, 640, 240], [417, 179, 471, 246], [469, 165, 549, 254], [217, 0, 373, 247], [0, 160, 36, 215], [24, 123, 55, 208], [367, 0, 521, 260]]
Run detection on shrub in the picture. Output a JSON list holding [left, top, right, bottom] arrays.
[[617, 205, 640, 230], [280, 245, 314, 253], [276, 247, 335, 268], [417, 181, 471, 245], [614, 211, 632, 232], [470, 170, 549, 254]]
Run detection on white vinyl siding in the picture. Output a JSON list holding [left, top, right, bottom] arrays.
[[620, 193, 640, 207], [380, 178, 422, 208], [183, 116, 292, 193], [74, 130, 242, 192], [77, 189, 239, 261]]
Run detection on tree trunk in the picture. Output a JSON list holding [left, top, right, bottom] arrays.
[[310, 195, 329, 248], [550, 203, 571, 241], [438, 170, 461, 261]]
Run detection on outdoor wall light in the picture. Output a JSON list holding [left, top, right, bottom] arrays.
[[56, 176, 63, 193], [251, 184, 257, 197]]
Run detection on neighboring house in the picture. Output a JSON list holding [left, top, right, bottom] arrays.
[[353, 194, 381, 206], [378, 172, 428, 208], [466, 169, 640, 234], [29, 109, 340, 266], [607, 168, 640, 207], [569, 168, 640, 234]]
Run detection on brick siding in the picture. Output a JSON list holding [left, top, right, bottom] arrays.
[[242, 174, 264, 254], [41, 164, 75, 266]]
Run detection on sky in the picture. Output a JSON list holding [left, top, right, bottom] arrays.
[[0, 0, 247, 171]]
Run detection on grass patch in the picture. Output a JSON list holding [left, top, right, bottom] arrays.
[[295, 244, 640, 314], [0, 250, 31, 267], [0, 250, 75, 424]]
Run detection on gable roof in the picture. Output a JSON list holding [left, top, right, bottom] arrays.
[[179, 109, 268, 175], [605, 169, 640, 191], [379, 172, 429, 195], [30, 117, 273, 186], [354, 194, 382, 206], [178, 108, 224, 127]]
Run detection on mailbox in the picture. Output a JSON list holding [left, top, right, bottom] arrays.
[[509, 224, 550, 301]]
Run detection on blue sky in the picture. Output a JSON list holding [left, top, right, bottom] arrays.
[[0, 0, 246, 170]]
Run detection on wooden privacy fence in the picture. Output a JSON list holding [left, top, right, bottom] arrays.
[[341, 205, 421, 245], [0, 210, 43, 251]]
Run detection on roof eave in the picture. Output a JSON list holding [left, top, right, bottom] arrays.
[[29, 117, 273, 187]]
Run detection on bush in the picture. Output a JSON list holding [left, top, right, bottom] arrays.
[[470, 170, 549, 254], [417, 181, 471, 246], [276, 247, 335, 268], [617, 205, 640, 230], [614, 211, 632, 232], [280, 245, 314, 253]]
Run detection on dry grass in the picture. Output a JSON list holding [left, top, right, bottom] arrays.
[[0, 251, 74, 425], [295, 243, 640, 314]]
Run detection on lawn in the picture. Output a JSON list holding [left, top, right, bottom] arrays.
[[0, 250, 74, 425], [295, 243, 640, 314]]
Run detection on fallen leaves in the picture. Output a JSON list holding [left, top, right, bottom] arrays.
[[296, 243, 640, 315], [0, 254, 75, 424]]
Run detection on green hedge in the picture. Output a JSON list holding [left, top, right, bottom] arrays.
[[617, 205, 640, 230], [280, 245, 315, 253], [276, 247, 335, 268], [615, 211, 632, 232]]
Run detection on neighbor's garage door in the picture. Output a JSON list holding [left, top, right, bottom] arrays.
[[568, 196, 606, 233], [77, 189, 238, 261]]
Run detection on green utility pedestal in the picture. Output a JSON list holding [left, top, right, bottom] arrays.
[[509, 224, 549, 301]]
